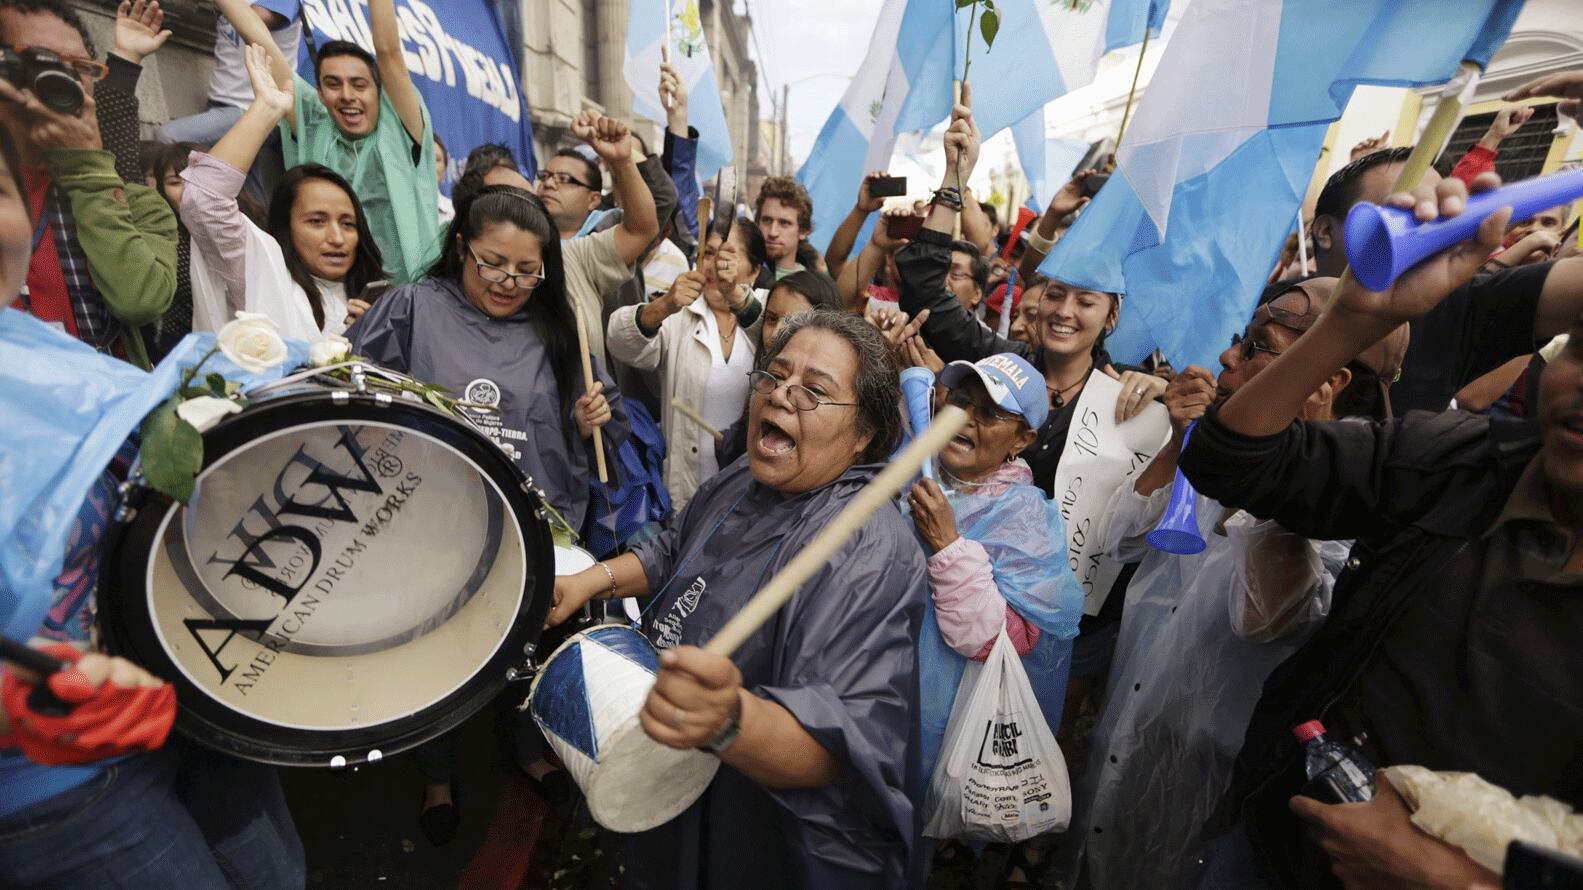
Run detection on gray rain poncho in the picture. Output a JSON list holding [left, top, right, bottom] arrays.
[[1059, 482, 1347, 890], [625, 457, 929, 890], [348, 276, 628, 531]]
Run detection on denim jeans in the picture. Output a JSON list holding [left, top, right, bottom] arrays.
[[0, 742, 305, 889], [155, 105, 283, 206]]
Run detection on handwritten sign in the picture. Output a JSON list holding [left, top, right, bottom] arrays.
[[1050, 371, 1171, 616]]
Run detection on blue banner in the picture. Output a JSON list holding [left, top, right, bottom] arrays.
[[296, 0, 537, 193]]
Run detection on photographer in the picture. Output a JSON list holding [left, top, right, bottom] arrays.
[[0, 0, 177, 369]]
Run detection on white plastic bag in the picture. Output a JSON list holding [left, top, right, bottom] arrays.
[[922, 628, 1072, 843]]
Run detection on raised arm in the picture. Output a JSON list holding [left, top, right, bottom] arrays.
[[1018, 169, 1096, 282], [211, 44, 293, 175], [368, 0, 426, 145], [826, 172, 886, 278], [214, 0, 295, 130], [575, 111, 660, 267]]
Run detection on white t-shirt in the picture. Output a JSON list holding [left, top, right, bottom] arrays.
[[697, 310, 752, 482], [209, 2, 303, 110], [315, 277, 350, 338]]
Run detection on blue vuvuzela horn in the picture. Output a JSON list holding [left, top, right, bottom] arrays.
[[899, 366, 937, 481]]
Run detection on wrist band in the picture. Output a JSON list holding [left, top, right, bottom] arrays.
[[597, 561, 617, 600], [932, 187, 964, 212], [1025, 228, 1056, 254]]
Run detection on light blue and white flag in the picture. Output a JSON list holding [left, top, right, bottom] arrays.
[[1105, 0, 1171, 53], [798, 0, 955, 253], [625, 0, 733, 180], [1012, 115, 1088, 210], [1042, 0, 1526, 371]]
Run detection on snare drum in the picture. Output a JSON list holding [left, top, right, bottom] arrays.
[[100, 366, 555, 767]]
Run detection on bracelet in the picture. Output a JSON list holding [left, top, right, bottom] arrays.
[[1024, 227, 1057, 254], [596, 561, 617, 600], [932, 187, 964, 212]]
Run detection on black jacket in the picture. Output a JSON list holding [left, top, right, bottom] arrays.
[[895, 228, 1115, 493], [1179, 406, 1546, 883]]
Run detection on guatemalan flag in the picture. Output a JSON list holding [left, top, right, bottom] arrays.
[[1041, 0, 1526, 371], [797, 0, 955, 253], [625, 0, 733, 180]]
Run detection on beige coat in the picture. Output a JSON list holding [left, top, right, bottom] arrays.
[[607, 297, 762, 511]]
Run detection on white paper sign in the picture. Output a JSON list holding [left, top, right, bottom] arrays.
[[1050, 371, 1172, 616]]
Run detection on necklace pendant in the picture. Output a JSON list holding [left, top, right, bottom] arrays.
[[1052, 393, 1064, 409]]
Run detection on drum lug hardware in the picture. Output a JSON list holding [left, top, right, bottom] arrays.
[[331, 390, 350, 404], [349, 362, 369, 394], [506, 660, 538, 684], [374, 392, 393, 406], [114, 475, 143, 521]]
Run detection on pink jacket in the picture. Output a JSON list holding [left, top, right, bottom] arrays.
[[926, 463, 1043, 661]]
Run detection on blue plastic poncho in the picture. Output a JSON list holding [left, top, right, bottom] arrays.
[[0, 309, 307, 641], [915, 473, 1085, 790]]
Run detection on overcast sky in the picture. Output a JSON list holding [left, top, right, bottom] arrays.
[[741, 0, 885, 169]]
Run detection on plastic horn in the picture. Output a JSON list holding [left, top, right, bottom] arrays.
[[899, 366, 937, 480], [1345, 165, 1583, 292], [1146, 423, 1206, 555]]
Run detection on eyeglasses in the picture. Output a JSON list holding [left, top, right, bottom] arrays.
[[748, 369, 857, 411], [466, 244, 545, 290], [535, 170, 594, 190], [945, 388, 1020, 426], [1230, 332, 1282, 362], [4, 45, 107, 82]]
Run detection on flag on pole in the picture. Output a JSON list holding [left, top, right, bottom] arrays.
[[625, 0, 733, 180], [1041, 0, 1526, 372], [1105, 0, 1171, 53], [797, 0, 955, 253]]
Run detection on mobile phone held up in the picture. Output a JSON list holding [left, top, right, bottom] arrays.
[[869, 176, 908, 198], [887, 214, 924, 240], [1080, 173, 1110, 199]]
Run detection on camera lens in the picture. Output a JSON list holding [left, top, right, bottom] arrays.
[[33, 69, 84, 115]]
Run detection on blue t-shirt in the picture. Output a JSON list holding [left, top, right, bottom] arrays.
[[0, 442, 135, 818]]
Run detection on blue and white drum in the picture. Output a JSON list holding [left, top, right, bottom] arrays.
[[528, 625, 719, 832]]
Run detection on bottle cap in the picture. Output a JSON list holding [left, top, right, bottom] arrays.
[[1292, 720, 1326, 742]]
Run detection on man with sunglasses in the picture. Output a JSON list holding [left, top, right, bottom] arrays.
[[1061, 277, 1409, 890], [0, 0, 176, 370]]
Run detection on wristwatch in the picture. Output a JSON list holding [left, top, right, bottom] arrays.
[[700, 714, 742, 755]]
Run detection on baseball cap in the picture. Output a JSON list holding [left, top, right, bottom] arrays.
[[938, 352, 1048, 429], [985, 282, 1023, 316]]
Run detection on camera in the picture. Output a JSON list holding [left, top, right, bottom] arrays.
[[0, 47, 86, 115]]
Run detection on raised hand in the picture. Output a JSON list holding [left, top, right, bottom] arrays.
[[1480, 104, 1534, 150], [1348, 130, 1390, 161], [1049, 168, 1099, 220], [856, 171, 888, 213], [942, 83, 981, 185], [660, 62, 689, 131], [244, 43, 292, 116], [664, 268, 707, 311], [1504, 70, 1583, 119], [575, 112, 634, 165], [113, 0, 172, 64], [1335, 173, 1509, 325]]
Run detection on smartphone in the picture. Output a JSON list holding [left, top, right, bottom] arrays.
[[887, 214, 924, 240], [1505, 840, 1583, 889], [1080, 173, 1110, 198], [869, 175, 908, 198]]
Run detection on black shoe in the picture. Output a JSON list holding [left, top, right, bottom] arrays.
[[419, 785, 459, 847], [524, 768, 574, 805]]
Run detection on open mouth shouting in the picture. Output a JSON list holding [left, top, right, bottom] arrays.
[[755, 417, 797, 458], [946, 427, 978, 456], [335, 104, 368, 131]]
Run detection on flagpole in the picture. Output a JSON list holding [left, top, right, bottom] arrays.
[[1324, 61, 1480, 308], [661, 0, 673, 109], [1295, 210, 1309, 273], [1116, 29, 1151, 149]]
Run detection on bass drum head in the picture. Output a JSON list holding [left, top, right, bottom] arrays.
[[102, 392, 555, 766]]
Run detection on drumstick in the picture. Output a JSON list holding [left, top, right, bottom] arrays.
[[671, 399, 723, 445], [697, 196, 713, 248], [703, 405, 968, 657], [569, 299, 609, 483]]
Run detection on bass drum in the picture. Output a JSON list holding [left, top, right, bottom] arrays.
[[101, 368, 556, 767]]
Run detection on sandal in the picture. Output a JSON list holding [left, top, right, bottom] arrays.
[[418, 781, 460, 847], [998, 841, 1053, 890], [932, 838, 976, 869]]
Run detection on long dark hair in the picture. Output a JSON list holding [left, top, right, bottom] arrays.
[[429, 185, 579, 414], [267, 164, 385, 330], [147, 142, 266, 227]]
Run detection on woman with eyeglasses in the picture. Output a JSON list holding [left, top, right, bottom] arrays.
[[903, 352, 1083, 882], [547, 310, 929, 889], [606, 215, 770, 510], [348, 180, 629, 842], [177, 45, 386, 340]]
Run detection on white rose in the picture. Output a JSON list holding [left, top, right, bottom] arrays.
[[310, 335, 353, 368], [176, 396, 242, 433], [217, 312, 288, 373]]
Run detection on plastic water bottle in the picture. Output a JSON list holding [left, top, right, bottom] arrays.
[[1293, 720, 1376, 804]]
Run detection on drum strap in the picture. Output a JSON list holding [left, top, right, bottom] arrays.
[[634, 488, 790, 635]]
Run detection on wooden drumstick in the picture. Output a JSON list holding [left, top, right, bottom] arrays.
[[697, 196, 713, 248], [570, 299, 609, 483], [671, 399, 723, 445], [703, 405, 968, 657]]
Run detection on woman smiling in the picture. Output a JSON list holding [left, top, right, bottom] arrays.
[[549, 310, 928, 889]]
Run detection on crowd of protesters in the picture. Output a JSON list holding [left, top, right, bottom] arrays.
[[2, 1, 1582, 888]]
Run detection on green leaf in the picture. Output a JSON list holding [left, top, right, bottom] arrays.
[[980, 8, 999, 48], [205, 372, 229, 397], [139, 395, 204, 504], [423, 388, 449, 413]]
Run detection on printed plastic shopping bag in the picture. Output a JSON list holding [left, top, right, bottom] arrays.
[[922, 627, 1071, 843]]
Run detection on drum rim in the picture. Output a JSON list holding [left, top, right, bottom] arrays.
[[101, 390, 555, 767]]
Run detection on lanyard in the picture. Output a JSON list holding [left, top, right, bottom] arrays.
[[17, 213, 48, 313]]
